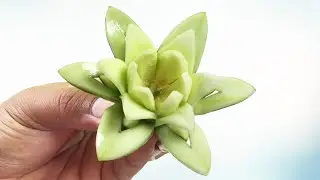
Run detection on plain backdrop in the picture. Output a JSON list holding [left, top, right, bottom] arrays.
[[0, 0, 319, 180]]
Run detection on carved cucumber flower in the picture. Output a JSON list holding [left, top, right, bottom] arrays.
[[58, 6, 256, 176]]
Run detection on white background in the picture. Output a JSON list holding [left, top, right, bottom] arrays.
[[0, 0, 319, 179]]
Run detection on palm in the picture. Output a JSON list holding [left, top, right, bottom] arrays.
[[0, 83, 161, 180]]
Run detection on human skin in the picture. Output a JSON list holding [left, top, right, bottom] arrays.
[[0, 82, 166, 180]]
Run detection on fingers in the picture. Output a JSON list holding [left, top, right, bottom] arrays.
[[1, 82, 112, 131], [79, 133, 102, 180]]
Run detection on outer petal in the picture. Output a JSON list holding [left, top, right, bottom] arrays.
[[105, 6, 138, 60], [99, 74, 118, 92], [98, 58, 128, 95], [188, 73, 217, 106], [125, 24, 155, 64], [190, 73, 256, 115], [168, 126, 189, 141], [96, 103, 154, 161], [58, 62, 120, 102], [158, 12, 208, 72], [156, 123, 211, 176]]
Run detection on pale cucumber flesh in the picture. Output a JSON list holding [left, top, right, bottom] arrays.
[[105, 6, 138, 60], [58, 62, 120, 102], [156, 123, 211, 176], [96, 103, 154, 161], [121, 93, 157, 121]]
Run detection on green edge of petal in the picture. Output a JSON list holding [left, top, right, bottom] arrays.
[[58, 62, 120, 102], [121, 93, 157, 121], [193, 74, 256, 115], [96, 104, 154, 161], [125, 24, 155, 64], [159, 12, 208, 72], [158, 29, 196, 73], [98, 58, 128, 95], [105, 6, 138, 60], [156, 123, 211, 176], [155, 103, 195, 131]]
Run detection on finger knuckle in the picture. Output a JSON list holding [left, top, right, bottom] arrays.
[[57, 89, 94, 116]]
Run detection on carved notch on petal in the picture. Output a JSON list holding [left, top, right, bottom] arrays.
[[96, 103, 154, 161], [98, 58, 128, 95], [189, 73, 256, 115], [58, 62, 120, 102], [156, 123, 211, 176]]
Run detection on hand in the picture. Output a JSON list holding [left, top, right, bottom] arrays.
[[0, 83, 166, 180]]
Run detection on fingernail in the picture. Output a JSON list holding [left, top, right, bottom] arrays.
[[150, 149, 163, 161], [156, 142, 168, 153], [91, 98, 113, 118]]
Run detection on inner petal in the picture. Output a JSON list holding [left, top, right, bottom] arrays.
[[156, 91, 183, 117], [134, 49, 158, 86], [154, 50, 188, 89], [121, 93, 156, 121], [158, 72, 192, 103], [125, 24, 155, 64], [158, 29, 196, 73], [127, 61, 144, 90], [155, 103, 195, 131], [127, 62, 156, 111], [130, 87, 155, 111]]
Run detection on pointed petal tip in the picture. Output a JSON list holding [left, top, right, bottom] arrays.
[[250, 87, 256, 97], [245, 82, 257, 97], [230, 76, 256, 97], [202, 168, 211, 176], [196, 164, 211, 176], [198, 11, 207, 17], [193, 11, 207, 20], [106, 6, 118, 14], [57, 68, 63, 75], [107, 6, 117, 10], [252, 85, 257, 93], [232, 79, 256, 101]]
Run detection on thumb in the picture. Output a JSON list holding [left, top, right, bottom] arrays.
[[1, 82, 112, 131]]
